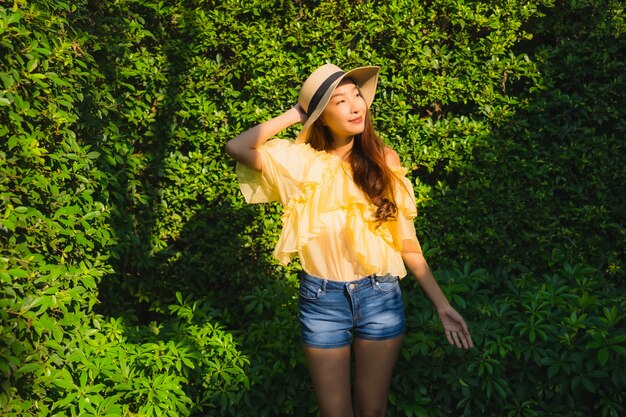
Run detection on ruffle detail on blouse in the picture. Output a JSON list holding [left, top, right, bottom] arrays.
[[270, 147, 418, 267], [237, 139, 323, 204], [235, 139, 420, 271]]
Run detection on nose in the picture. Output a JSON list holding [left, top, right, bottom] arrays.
[[350, 98, 361, 113]]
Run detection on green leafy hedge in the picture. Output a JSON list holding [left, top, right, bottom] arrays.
[[1, 0, 624, 416]]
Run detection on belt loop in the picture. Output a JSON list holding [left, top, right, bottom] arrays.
[[322, 279, 328, 293]]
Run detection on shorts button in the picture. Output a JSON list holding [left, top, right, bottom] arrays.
[[349, 284, 355, 290]]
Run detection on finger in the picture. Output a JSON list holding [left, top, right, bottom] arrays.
[[460, 332, 472, 349], [445, 330, 455, 346], [456, 319, 473, 349], [452, 331, 463, 349], [460, 319, 470, 334], [459, 326, 474, 349]]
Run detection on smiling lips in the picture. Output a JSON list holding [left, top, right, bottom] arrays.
[[349, 116, 363, 124]]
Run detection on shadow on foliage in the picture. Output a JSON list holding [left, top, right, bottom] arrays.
[[74, 1, 276, 323], [414, 0, 625, 281]]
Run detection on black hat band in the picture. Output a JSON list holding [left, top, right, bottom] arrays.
[[306, 71, 345, 117]]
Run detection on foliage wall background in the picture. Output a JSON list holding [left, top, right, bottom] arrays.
[[1, 0, 625, 416]]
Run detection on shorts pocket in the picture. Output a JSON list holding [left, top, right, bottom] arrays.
[[299, 279, 324, 300], [373, 276, 399, 293]]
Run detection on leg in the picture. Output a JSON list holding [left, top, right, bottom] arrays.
[[303, 345, 353, 417], [353, 335, 404, 417]]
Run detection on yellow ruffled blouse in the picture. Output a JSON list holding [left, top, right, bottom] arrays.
[[236, 139, 422, 282]]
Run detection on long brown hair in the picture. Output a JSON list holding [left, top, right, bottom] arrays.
[[306, 108, 398, 224]]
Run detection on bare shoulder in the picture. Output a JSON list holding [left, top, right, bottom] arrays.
[[383, 147, 402, 168]]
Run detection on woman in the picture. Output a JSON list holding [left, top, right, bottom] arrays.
[[225, 63, 473, 417]]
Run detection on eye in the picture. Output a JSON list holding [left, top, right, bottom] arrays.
[[336, 99, 345, 105]]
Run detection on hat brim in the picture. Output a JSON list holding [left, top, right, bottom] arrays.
[[296, 66, 380, 143]]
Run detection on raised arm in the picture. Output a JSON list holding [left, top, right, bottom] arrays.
[[224, 105, 307, 171]]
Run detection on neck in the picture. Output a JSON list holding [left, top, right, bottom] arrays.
[[330, 136, 354, 160]]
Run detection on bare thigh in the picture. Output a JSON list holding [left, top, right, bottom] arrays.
[[353, 335, 404, 417], [303, 345, 353, 417]]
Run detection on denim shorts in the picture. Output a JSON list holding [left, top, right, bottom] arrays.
[[298, 272, 405, 349]]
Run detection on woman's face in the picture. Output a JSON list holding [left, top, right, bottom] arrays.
[[320, 79, 366, 142]]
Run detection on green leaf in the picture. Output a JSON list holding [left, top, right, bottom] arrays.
[[597, 347, 609, 365], [610, 345, 626, 356], [51, 378, 79, 391], [17, 362, 41, 375], [7, 12, 22, 25], [27, 58, 39, 72], [53, 392, 79, 409], [8, 268, 28, 278]]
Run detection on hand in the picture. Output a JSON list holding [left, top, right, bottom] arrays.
[[438, 306, 474, 349], [291, 103, 308, 124]]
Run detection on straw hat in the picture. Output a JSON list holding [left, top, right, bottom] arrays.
[[296, 63, 380, 143]]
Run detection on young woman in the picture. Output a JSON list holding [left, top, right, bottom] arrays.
[[225, 63, 473, 417]]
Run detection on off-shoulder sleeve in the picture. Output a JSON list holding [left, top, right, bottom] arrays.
[[390, 165, 422, 254], [236, 139, 321, 205]]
